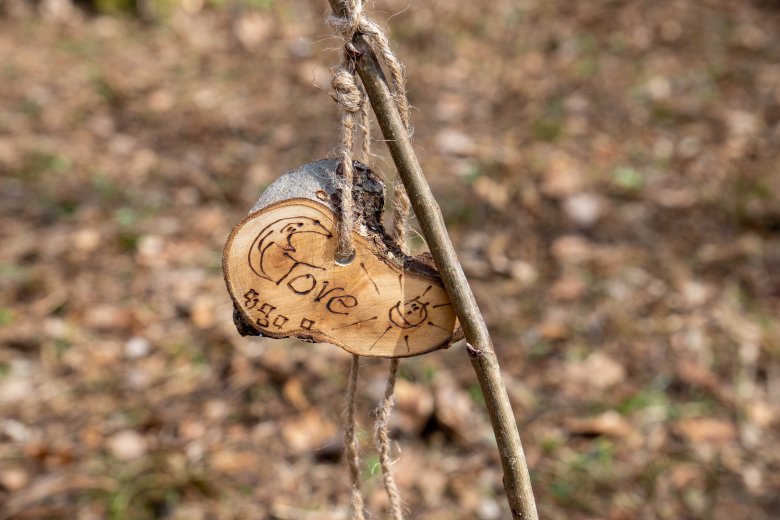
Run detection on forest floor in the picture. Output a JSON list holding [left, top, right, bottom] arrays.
[[1, 0, 779, 518]]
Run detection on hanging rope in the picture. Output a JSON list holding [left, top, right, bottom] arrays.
[[328, 0, 412, 254], [391, 177, 410, 250], [329, 2, 415, 518], [331, 63, 362, 261], [343, 354, 366, 520], [374, 359, 404, 520], [359, 80, 372, 165]]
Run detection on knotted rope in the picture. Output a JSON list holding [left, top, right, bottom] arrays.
[[343, 354, 366, 520], [374, 359, 404, 520], [330, 63, 362, 261], [328, 0, 412, 257], [329, 2, 413, 518]]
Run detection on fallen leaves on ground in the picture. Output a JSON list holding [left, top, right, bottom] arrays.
[[1, 0, 780, 518]]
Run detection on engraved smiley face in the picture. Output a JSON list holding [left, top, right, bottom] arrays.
[[388, 296, 430, 329]]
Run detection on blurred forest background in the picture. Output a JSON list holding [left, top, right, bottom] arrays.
[[1, 0, 779, 518]]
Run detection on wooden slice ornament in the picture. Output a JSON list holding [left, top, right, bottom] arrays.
[[223, 159, 460, 358]]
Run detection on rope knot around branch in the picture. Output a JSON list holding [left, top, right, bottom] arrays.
[[331, 67, 363, 114], [327, 0, 364, 41]]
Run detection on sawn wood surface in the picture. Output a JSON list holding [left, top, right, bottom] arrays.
[[223, 198, 458, 358]]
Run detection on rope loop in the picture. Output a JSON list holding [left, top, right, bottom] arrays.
[[331, 67, 362, 115], [343, 354, 366, 520], [329, 3, 413, 516], [328, 1, 411, 136], [326, 0, 363, 40], [374, 359, 405, 519], [328, 0, 413, 255]]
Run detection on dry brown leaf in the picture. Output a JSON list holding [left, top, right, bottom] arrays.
[[282, 377, 311, 412], [83, 304, 132, 332], [551, 235, 594, 264], [107, 430, 147, 461], [563, 193, 605, 227], [473, 176, 509, 209], [676, 417, 737, 446], [190, 296, 215, 329], [179, 419, 207, 441], [541, 152, 585, 198], [745, 400, 777, 429], [669, 463, 704, 489], [565, 410, 633, 438], [537, 319, 569, 341], [281, 410, 337, 454], [582, 352, 626, 390], [563, 352, 626, 398], [2, 473, 115, 517], [392, 379, 435, 436], [0, 468, 30, 492], [675, 358, 735, 406], [549, 274, 586, 301], [210, 450, 261, 475], [235, 13, 272, 50], [435, 128, 476, 156], [433, 374, 483, 444]]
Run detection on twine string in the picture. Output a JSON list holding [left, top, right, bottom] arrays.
[[391, 177, 410, 251], [374, 359, 404, 520], [331, 60, 361, 260], [328, 0, 412, 253], [343, 354, 366, 520], [359, 79, 372, 165], [329, 2, 414, 517]]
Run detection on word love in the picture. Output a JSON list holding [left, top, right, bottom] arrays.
[[223, 198, 458, 358]]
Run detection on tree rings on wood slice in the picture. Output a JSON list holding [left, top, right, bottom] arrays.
[[223, 160, 459, 358]]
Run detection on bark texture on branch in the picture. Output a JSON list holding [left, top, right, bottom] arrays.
[[324, 2, 539, 517]]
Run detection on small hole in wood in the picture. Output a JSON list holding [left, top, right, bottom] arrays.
[[334, 249, 355, 266]]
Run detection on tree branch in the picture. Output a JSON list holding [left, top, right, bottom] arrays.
[[325, 2, 539, 518]]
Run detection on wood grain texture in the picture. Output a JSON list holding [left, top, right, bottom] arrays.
[[224, 197, 458, 358]]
